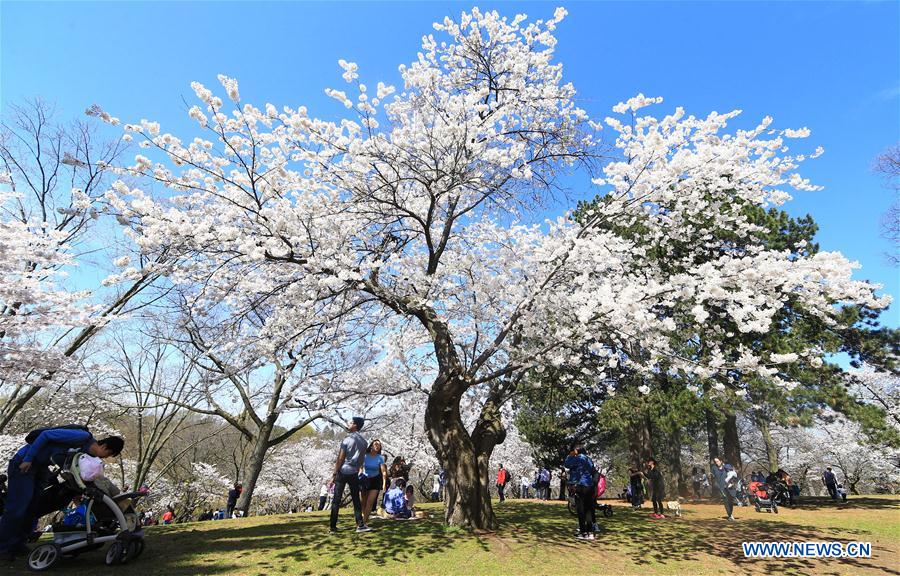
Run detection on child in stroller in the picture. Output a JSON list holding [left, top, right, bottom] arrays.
[[25, 450, 148, 571], [748, 480, 778, 514]]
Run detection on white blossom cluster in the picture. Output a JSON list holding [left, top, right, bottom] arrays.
[[0, 189, 97, 386], [95, 8, 891, 475]]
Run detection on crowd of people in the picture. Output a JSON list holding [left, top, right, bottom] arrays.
[[0, 421, 861, 559]]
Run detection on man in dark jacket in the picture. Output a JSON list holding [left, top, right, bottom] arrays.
[[710, 457, 735, 521], [0, 427, 124, 560], [822, 467, 838, 500], [645, 459, 666, 518], [226, 482, 242, 519]]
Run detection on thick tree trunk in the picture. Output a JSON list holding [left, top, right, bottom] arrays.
[[425, 373, 497, 530], [757, 418, 779, 472], [628, 412, 654, 468], [472, 387, 507, 513], [723, 413, 742, 470], [667, 426, 687, 496], [235, 422, 274, 515], [705, 409, 719, 460]]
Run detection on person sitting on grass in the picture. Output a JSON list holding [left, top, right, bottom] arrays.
[[384, 479, 412, 519], [404, 484, 416, 515]]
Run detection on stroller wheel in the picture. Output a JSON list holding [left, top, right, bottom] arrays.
[[772, 504, 778, 514], [602, 506, 613, 518], [27, 543, 60, 572], [128, 539, 144, 560], [105, 542, 125, 566]]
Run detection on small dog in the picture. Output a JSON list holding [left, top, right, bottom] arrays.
[[666, 498, 683, 517]]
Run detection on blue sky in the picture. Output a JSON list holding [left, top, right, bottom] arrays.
[[3, 1, 898, 326]]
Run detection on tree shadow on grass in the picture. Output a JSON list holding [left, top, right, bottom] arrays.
[[6, 509, 489, 576], [790, 496, 900, 512], [6, 500, 896, 576], [497, 501, 898, 576]]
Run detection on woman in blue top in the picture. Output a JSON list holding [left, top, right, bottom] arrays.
[[360, 439, 387, 527]]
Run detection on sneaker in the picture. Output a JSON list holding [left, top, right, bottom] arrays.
[[657, 514, 666, 519], [575, 533, 591, 541], [585, 533, 596, 541], [727, 516, 735, 522], [356, 525, 372, 533]]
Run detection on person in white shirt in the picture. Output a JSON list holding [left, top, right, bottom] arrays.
[[319, 483, 329, 511], [431, 473, 441, 501]]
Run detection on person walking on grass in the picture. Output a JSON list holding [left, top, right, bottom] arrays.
[[564, 442, 596, 541], [329, 417, 369, 533], [431, 472, 441, 501], [495, 464, 510, 503], [645, 459, 666, 519], [823, 467, 838, 500], [691, 467, 705, 501], [360, 439, 387, 527], [318, 482, 329, 511], [520, 472, 531, 499], [628, 467, 644, 508], [225, 482, 242, 519], [711, 457, 736, 521]]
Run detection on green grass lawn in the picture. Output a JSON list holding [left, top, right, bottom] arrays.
[[8, 496, 899, 575]]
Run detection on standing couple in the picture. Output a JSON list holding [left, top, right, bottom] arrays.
[[329, 417, 389, 533]]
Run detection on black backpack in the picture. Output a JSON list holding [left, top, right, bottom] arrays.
[[24, 424, 90, 444]]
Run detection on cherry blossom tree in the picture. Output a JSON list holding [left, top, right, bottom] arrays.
[[778, 413, 899, 495], [102, 8, 889, 528], [849, 366, 900, 431], [251, 438, 334, 514], [101, 327, 203, 491], [0, 100, 169, 430]]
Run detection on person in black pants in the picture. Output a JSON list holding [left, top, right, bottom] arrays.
[[822, 467, 838, 500], [629, 468, 644, 508], [645, 459, 665, 518], [225, 482, 242, 519], [564, 442, 597, 541], [329, 417, 369, 533], [711, 457, 735, 521]]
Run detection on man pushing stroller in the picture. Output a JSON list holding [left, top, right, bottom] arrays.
[[0, 424, 124, 562]]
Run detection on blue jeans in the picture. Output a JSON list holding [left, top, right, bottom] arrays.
[[0, 454, 45, 555]]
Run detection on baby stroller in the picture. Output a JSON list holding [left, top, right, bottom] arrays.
[[25, 450, 148, 571], [566, 475, 613, 521], [595, 474, 613, 519], [748, 480, 778, 514]]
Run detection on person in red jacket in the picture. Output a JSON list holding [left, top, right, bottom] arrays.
[[496, 464, 510, 503]]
